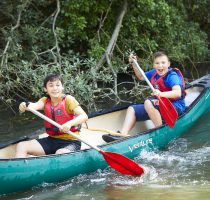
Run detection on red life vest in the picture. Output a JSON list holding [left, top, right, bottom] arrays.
[[150, 68, 186, 101], [44, 97, 78, 135]]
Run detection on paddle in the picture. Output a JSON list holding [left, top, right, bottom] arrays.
[[131, 58, 178, 128], [82, 126, 129, 137], [27, 107, 144, 176]]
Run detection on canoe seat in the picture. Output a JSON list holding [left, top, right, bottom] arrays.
[[185, 86, 203, 107], [80, 127, 107, 149]]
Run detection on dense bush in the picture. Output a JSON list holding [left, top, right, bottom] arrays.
[[0, 0, 209, 112]]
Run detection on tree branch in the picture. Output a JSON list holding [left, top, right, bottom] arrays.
[[97, 0, 113, 42], [97, 0, 127, 97], [52, 0, 61, 68], [1, 0, 30, 68], [97, 0, 127, 68]]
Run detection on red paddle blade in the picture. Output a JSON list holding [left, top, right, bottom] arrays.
[[100, 151, 144, 176], [158, 97, 178, 128]]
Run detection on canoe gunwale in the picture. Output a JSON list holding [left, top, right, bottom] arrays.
[[0, 74, 210, 195], [0, 82, 209, 161]]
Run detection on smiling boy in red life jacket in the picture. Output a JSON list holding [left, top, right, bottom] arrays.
[[120, 51, 186, 135], [15, 73, 88, 158], [102, 51, 186, 145]]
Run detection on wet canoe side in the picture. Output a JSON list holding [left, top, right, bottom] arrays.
[[0, 75, 210, 195]]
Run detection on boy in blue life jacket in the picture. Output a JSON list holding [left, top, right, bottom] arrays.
[[103, 51, 186, 142]]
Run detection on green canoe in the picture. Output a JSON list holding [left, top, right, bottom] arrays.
[[0, 74, 210, 195]]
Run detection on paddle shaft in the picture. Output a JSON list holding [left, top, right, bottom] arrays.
[[27, 107, 102, 152], [132, 59, 168, 108], [131, 58, 178, 128], [132, 59, 155, 92], [27, 107, 144, 176]]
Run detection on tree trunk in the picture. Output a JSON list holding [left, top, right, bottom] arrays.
[[97, 0, 127, 96]]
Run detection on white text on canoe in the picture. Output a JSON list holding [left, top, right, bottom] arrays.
[[128, 138, 153, 152]]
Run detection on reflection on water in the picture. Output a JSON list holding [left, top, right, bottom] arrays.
[[1, 110, 210, 199], [0, 108, 43, 143]]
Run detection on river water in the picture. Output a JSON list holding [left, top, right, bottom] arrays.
[[0, 105, 210, 200], [1, 67, 210, 200]]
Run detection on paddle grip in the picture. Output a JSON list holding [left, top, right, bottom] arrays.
[[27, 107, 102, 152]]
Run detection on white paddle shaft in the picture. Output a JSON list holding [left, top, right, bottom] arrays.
[[27, 107, 101, 152], [132, 59, 155, 92]]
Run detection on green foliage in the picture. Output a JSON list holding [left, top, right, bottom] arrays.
[[0, 0, 209, 112], [119, 0, 209, 69]]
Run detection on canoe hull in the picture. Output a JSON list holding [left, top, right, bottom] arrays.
[[1, 75, 210, 195]]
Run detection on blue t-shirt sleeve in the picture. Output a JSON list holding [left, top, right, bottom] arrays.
[[145, 68, 156, 80], [166, 72, 182, 88]]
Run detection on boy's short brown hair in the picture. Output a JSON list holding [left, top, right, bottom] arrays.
[[153, 51, 169, 61]]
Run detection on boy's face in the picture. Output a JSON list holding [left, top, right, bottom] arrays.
[[44, 80, 64, 98], [153, 55, 170, 76]]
